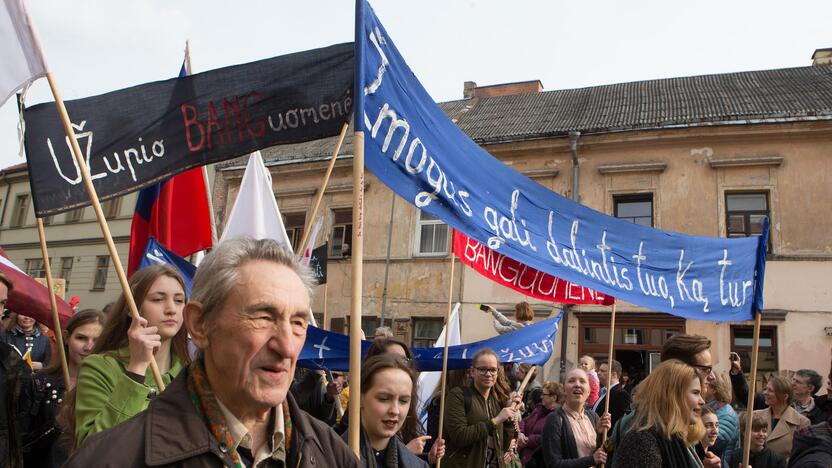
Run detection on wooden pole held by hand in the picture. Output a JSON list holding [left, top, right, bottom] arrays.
[[347, 130, 365, 456], [44, 73, 166, 391], [599, 301, 617, 468], [741, 310, 762, 468], [35, 218, 70, 386], [435, 254, 455, 468]]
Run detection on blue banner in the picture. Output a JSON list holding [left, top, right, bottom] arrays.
[[139, 237, 196, 296], [357, 2, 767, 322], [298, 313, 561, 372]]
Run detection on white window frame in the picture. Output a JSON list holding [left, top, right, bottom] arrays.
[[413, 209, 449, 257]]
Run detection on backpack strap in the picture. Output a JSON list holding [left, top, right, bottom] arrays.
[[463, 385, 473, 415]]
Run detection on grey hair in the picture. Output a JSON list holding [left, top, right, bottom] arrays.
[[795, 369, 823, 395], [191, 237, 315, 320]]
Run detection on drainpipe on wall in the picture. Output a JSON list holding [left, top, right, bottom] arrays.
[[379, 194, 396, 327], [558, 131, 581, 378]]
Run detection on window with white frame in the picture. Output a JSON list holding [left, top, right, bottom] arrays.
[[415, 210, 449, 255]]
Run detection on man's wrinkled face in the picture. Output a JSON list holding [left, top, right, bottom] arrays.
[[200, 261, 309, 414]]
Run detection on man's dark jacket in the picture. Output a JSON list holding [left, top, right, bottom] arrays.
[[593, 383, 631, 429], [64, 370, 358, 467], [0, 342, 31, 468]]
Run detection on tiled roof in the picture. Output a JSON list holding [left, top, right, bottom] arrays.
[[220, 64, 832, 169]]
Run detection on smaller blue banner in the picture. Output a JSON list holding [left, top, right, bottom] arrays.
[[297, 313, 561, 372]]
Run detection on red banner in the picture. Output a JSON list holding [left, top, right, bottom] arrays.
[[453, 231, 614, 305]]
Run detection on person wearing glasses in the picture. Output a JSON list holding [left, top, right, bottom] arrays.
[[443, 348, 520, 468], [519, 381, 563, 466]]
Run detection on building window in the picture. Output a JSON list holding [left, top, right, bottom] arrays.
[[731, 325, 778, 374], [102, 197, 121, 219], [42, 215, 54, 225], [330, 209, 352, 258], [415, 210, 449, 256], [614, 194, 653, 227], [726, 192, 769, 238], [412, 317, 443, 348], [66, 207, 84, 224], [284, 212, 306, 253], [25, 258, 45, 278], [92, 256, 109, 290], [11, 194, 29, 227], [59, 257, 73, 289]]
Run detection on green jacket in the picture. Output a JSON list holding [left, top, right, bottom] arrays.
[[74, 347, 184, 446], [442, 385, 515, 468]]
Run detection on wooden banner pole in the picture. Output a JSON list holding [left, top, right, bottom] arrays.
[[741, 310, 762, 468], [435, 255, 455, 468], [322, 283, 329, 331], [347, 130, 365, 456], [297, 123, 350, 252], [598, 301, 617, 468], [35, 218, 70, 386], [44, 73, 166, 391]]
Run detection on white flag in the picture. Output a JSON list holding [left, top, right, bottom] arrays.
[[417, 303, 462, 424], [300, 215, 324, 264], [0, 0, 46, 107], [219, 151, 290, 247]]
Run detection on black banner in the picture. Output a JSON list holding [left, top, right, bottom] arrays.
[[309, 243, 328, 285], [24, 43, 354, 216]]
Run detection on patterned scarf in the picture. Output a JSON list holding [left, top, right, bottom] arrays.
[[187, 359, 293, 467]]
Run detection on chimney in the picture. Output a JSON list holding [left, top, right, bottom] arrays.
[[812, 48, 832, 66], [462, 80, 543, 99], [463, 81, 477, 99]]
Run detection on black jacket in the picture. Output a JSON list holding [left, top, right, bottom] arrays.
[[541, 406, 601, 468], [0, 342, 31, 468], [727, 446, 785, 468], [611, 429, 702, 468], [593, 383, 631, 429], [20, 371, 68, 468], [291, 369, 337, 425], [349, 429, 428, 468], [788, 420, 832, 468]]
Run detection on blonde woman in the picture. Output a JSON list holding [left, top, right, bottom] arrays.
[[611, 359, 714, 468]]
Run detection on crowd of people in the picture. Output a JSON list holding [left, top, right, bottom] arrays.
[[0, 241, 830, 467]]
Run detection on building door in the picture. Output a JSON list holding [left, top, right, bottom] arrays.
[[577, 312, 684, 388]]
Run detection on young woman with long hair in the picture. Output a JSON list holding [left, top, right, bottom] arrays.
[[21, 309, 104, 467], [352, 354, 444, 467], [69, 264, 191, 447], [611, 359, 708, 468], [442, 348, 521, 468]]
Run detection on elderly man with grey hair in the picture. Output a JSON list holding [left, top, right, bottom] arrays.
[[66, 238, 358, 467]]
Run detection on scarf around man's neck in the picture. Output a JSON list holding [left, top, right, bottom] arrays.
[[187, 359, 293, 468]]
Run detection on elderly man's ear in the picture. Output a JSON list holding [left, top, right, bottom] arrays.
[[184, 301, 209, 350]]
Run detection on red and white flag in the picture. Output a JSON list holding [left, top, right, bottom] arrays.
[[0, 254, 72, 330], [0, 0, 47, 107], [300, 216, 323, 264]]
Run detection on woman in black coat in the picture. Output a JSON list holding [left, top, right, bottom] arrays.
[[542, 368, 610, 468]]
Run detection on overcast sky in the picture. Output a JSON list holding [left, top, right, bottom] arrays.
[[2, 0, 830, 170]]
